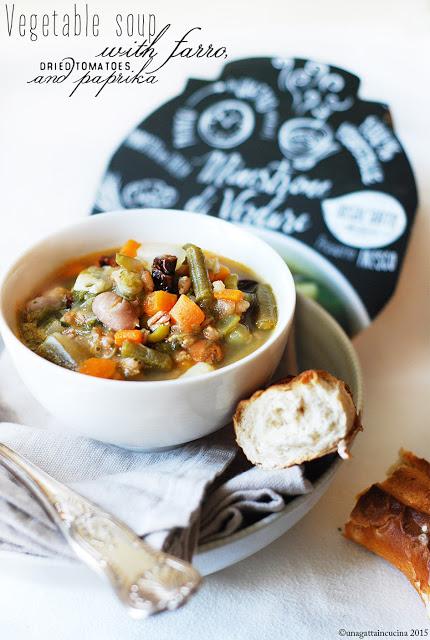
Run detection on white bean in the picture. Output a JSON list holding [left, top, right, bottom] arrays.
[[92, 292, 139, 331]]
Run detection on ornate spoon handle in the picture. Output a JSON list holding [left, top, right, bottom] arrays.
[[0, 443, 201, 618]]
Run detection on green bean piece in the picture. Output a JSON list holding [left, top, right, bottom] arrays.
[[224, 274, 239, 289], [255, 284, 277, 331], [215, 314, 240, 337], [183, 244, 213, 307], [147, 324, 170, 343], [121, 341, 173, 370], [226, 324, 252, 346], [115, 253, 144, 273]]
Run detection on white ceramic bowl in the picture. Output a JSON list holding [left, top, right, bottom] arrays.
[[0, 209, 296, 449]]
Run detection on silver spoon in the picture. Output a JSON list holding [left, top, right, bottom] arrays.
[[0, 443, 201, 619]]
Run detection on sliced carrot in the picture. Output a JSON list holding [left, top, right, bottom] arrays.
[[120, 239, 141, 258], [79, 358, 117, 379], [213, 288, 244, 302], [209, 265, 230, 282], [114, 330, 143, 347], [170, 294, 205, 331], [143, 291, 178, 316]]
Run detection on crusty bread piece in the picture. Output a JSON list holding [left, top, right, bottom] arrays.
[[345, 450, 430, 615], [233, 370, 361, 470]]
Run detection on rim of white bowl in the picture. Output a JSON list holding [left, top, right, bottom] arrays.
[[0, 209, 296, 387]]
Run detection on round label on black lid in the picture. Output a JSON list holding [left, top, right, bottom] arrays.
[[93, 57, 418, 332]]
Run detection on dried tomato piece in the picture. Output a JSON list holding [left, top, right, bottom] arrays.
[[152, 269, 175, 292], [152, 254, 178, 292], [153, 254, 177, 275]]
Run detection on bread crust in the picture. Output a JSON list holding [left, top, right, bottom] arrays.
[[345, 450, 430, 613], [233, 369, 362, 469]]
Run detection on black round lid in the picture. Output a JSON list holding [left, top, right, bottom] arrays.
[[93, 57, 418, 327]]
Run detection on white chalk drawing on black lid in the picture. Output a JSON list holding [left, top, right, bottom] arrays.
[[92, 57, 418, 328], [122, 179, 178, 209], [197, 99, 256, 149], [278, 118, 339, 170], [274, 57, 354, 119]]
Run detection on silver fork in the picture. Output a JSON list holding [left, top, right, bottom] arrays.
[[0, 443, 201, 619]]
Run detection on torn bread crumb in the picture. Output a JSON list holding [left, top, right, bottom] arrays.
[[233, 370, 361, 470]]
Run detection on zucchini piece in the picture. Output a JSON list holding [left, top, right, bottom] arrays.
[[42, 318, 63, 336], [225, 324, 252, 346], [38, 332, 91, 370], [115, 253, 144, 273], [73, 266, 113, 295], [243, 292, 256, 306], [224, 274, 239, 289], [215, 314, 240, 337], [121, 341, 172, 371], [112, 268, 143, 299], [147, 324, 170, 343]]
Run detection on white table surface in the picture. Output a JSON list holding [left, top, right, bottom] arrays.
[[1, 1, 429, 637]]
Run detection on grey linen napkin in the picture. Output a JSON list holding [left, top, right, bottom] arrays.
[[200, 466, 311, 544], [0, 347, 312, 561], [0, 422, 236, 560]]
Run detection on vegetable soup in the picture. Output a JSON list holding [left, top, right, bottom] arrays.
[[18, 240, 278, 381]]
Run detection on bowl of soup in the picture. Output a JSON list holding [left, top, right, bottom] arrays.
[[0, 210, 295, 448]]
